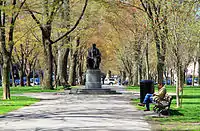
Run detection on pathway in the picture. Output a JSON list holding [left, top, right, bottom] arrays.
[[0, 86, 151, 131]]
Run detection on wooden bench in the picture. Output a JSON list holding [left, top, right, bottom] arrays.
[[152, 94, 173, 116]]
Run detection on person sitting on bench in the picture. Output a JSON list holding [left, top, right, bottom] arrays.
[[138, 84, 167, 111]]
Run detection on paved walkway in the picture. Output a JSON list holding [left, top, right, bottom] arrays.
[[0, 86, 151, 131]]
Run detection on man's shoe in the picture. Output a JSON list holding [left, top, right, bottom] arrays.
[[138, 103, 145, 107], [144, 109, 150, 111]]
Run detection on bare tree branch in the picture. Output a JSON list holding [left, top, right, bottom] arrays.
[[52, 0, 88, 44], [48, 0, 64, 25]]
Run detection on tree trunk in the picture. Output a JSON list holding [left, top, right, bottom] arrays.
[[2, 56, 11, 100], [32, 69, 35, 86], [183, 68, 186, 85], [77, 44, 84, 85], [154, 30, 165, 90], [10, 62, 15, 87], [176, 58, 181, 107], [68, 52, 78, 86], [77, 55, 83, 85], [56, 0, 70, 86], [0, 65, 2, 79], [138, 60, 142, 85], [26, 73, 31, 86], [39, 70, 43, 86], [42, 39, 54, 90], [128, 74, 133, 85], [69, 37, 80, 86], [176, 69, 180, 107], [107, 70, 112, 78], [133, 65, 138, 86], [179, 65, 184, 107], [170, 69, 173, 85], [145, 42, 150, 80], [19, 68, 24, 86], [192, 60, 196, 86], [198, 57, 200, 86], [53, 56, 57, 88], [157, 62, 164, 86], [57, 47, 70, 86], [121, 71, 126, 82]]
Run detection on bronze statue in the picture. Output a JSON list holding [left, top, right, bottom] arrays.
[[87, 44, 101, 69]]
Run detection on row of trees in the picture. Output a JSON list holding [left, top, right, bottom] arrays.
[[0, 0, 89, 99], [87, 0, 199, 107], [0, 0, 200, 108], [109, 0, 199, 107]]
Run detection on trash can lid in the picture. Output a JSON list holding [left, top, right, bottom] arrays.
[[140, 80, 154, 83]]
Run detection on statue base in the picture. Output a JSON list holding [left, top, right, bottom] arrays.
[[69, 88, 121, 94], [69, 69, 121, 94], [85, 69, 101, 89]]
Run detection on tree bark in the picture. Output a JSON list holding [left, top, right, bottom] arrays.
[[133, 65, 138, 86], [26, 73, 31, 86], [155, 30, 165, 89], [179, 65, 184, 107], [19, 68, 24, 86], [57, 47, 70, 86], [176, 52, 181, 107], [0, 1, 11, 99], [10, 62, 15, 87], [138, 59, 142, 85], [128, 73, 133, 85], [32, 69, 35, 86], [198, 57, 200, 85], [53, 56, 57, 88], [192, 60, 196, 86], [0, 65, 2, 79], [77, 50, 84, 85], [176, 68, 180, 107], [2, 55, 11, 99], [69, 37, 80, 86], [170, 69, 173, 85], [42, 38, 54, 90], [145, 41, 150, 80], [122, 71, 126, 82]]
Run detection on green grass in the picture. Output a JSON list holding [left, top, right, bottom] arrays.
[[0, 86, 63, 115], [0, 96, 40, 114], [128, 85, 200, 130], [9, 86, 63, 94]]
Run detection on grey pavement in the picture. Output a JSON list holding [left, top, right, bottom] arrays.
[[0, 86, 151, 131]]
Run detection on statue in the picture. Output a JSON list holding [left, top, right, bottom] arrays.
[[87, 44, 101, 69]]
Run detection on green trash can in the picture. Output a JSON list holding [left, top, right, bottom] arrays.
[[140, 80, 154, 103]]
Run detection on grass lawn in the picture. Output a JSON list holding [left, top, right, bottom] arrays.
[[0, 86, 63, 115], [128, 85, 200, 130]]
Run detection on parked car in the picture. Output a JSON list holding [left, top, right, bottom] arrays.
[[186, 78, 192, 85], [163, 80, 171, 85], [30, 78, 40, 85], [103, 78, 117, 85], [194, 78, 198, 83]]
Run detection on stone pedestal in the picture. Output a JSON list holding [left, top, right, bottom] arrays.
[[69, 69, 121, 95], [86, 69, 101, 89]]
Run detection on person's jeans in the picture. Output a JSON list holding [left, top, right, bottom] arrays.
[[143, 93, 153, 110]]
